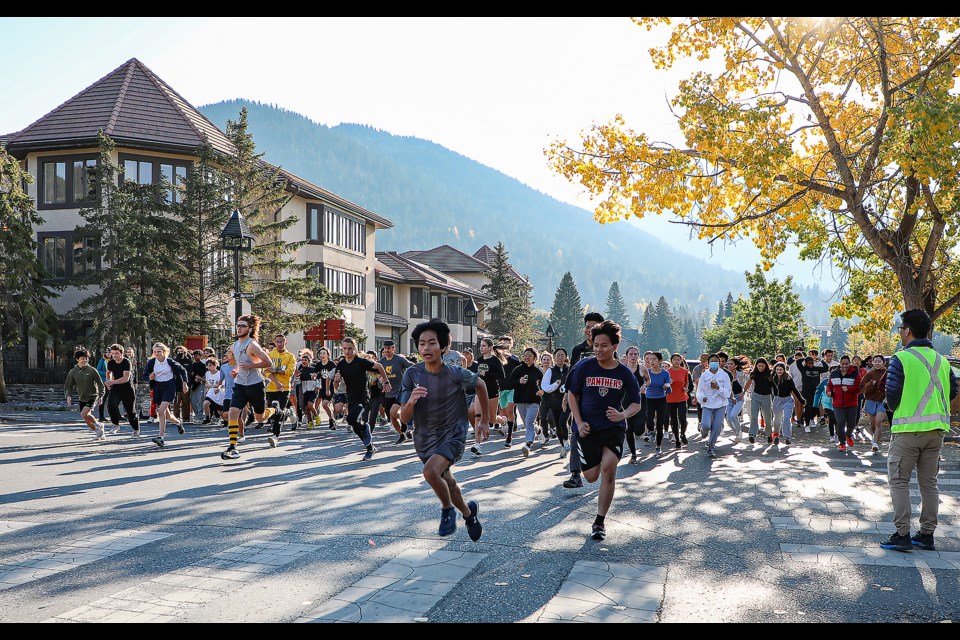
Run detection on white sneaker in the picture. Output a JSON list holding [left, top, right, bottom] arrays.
[[130, 429, 141, 439], [521, 444, 530, 458], [830, 435, 838, 444], [148, 417, 156, 424], [804, 426, 812, 433], [94, 423, 105, 441], [109, 423, 121, 435], [237, 436, 246, 443]]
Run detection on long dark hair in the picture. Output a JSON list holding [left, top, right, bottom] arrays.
[[751, 357, 772, 380]]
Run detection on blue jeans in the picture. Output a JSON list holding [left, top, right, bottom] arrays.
[[771, 396, 794, 438], [726, 397, 745, 437], [516, 402, 540, 445], [703, 405, 726, 451], [749, 393, 773, 436]]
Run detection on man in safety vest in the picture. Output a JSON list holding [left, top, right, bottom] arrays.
[[880, 309, 958, 552]]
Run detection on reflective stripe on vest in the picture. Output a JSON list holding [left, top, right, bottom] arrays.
[[891, 348, 950, 431]]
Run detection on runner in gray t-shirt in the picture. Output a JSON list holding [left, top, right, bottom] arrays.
[[379, 340, 415, 443], [399, 320, 490, 541]]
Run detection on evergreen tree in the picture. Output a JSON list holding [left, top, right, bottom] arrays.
[[481, 241, 534, 342], [604, 281, 631, 328], [221, 108, 346, 336], [723, 292, 735, 319], [827, 318, 848, 354], [549, 271, 584, 354], [714, 300, 725, 326], [177, 136, 235, 336], [716, 266, 805, 358], [71, 132, 191, 355], [642, 296, 678, 354], [0, 149, 59, 402]]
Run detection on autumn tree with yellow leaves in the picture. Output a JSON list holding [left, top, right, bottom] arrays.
[[547, 17, 960, 337]]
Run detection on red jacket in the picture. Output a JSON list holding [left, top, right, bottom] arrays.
[[826, 366, 863, 408]]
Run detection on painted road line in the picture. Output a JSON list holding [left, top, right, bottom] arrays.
[[534, 560, 665, 623], [296, 549, 486, 623], [0, 520, 43, 535], [46, 539, 318, 623], [0, 529, 171, 591], [771, 516, 960, 538], [780, 543, 960, 569]]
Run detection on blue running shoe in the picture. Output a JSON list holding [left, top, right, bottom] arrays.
[[361, 425, 372, 447], [465, 501, 482, 541], [438, 506, 457, 536]]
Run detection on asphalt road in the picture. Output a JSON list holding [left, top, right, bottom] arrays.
[[1, 409, 959, 623]]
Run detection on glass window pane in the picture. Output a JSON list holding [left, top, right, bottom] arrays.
[[174, 165, 187, 203], [161, 164, 173, 203], [138, 161, 152, 185], [73, 237, 85, 274], [55, 237, 65, 278], [124, 159, 137, 183], [43, 162, 66, 204]]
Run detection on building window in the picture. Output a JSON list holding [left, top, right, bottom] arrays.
[[39, 236, 66, 279], [323, 206, 365, 254], [120, 154, 189, 203], [430, 292, 447, 321], [376, 283, 393, 314], [38, 231, 99, 279], [447, 296, 461, 324], [39, 155, 98, 209], [307, 205, 321, 243], [410, 288, 425, 318], [324, 267, 364, 306]]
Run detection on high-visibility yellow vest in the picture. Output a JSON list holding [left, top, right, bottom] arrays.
[[891, 347, 950, 433]]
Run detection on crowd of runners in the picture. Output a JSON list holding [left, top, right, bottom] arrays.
[[61, 309, 955, 544]]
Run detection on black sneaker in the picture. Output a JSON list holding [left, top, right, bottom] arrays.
[[363, 445, 376, 461], [202, 417, 211, 425], [254, 422, 264, 429], [749, 435, 755, 444], [591, 523, 606, 541], [395, 433, 406, 445], [880, 532, 913, 552], [774, 436, 780, 445], [911, 532, 936, 551], [220, 446, 240, 460], [680, 434, 688, 445], [465, 501, 482, 541], [152, 436, 165, 448], [767, 434, 773, 444], [562, 473, 583, 489], [470, 445, 482, 457], [438, 506, 457, 536]]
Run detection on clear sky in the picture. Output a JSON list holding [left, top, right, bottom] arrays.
[[1, 16, 824, 287]]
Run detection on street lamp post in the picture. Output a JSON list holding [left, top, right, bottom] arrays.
[[220, 209, 255, 324], [545, 322, 555, 353], [463, 297, 479, 351]]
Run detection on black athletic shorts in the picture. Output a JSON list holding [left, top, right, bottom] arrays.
[[381, 396, 400, 415], [576, 426, 626, 472], [205, 399, 223, 414], [78, 400, 98, 410], [303, 390, 316, 403], [231, 381, 266, 414]]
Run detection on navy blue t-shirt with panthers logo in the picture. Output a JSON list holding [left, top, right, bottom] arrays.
[[566, 358, 642, 431]]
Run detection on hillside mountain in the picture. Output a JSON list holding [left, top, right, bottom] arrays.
[[199, 100, 833, 322]]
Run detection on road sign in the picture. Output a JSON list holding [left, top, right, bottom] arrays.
[[324, 318, 345, 341], [304, 325, 324, 342], [234, 292, 255, 299]]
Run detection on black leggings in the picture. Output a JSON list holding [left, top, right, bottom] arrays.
[[668, 401, 688, 438], [646, 397, 672, 446], [625, 411, 645, 455], [107, 385, 139, 430]]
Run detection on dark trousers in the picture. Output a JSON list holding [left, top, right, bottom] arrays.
[[565, 408, 581, 473], [668, 401, 688, 437], [802, 388, 818, 424], [347, 401, 371, 444], [368, 395, 384, 430], [107, 386, 139, 431], [625, 411, 645, 455], [266, 391, 288, 436], [647, 397, 672, 447], [99, 388, 110, 421]]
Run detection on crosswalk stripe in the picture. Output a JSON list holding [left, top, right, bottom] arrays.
[[764, 498, 960, 517], [0, 520, 43, 535], [0, 529, 171, 591], [46, 539, 318, 623], [771, 516, 960, 537], [533, 561, 664, 623], [296, 549, 485, 623], [780, 543, 960, 569]]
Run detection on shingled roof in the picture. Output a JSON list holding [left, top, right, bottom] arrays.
[[472, 244, 528, 285], [375, 252, 490, 300], [401, 244, 491, 273], [4, 58, 236, 157]]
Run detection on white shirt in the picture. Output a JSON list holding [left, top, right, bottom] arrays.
[[153, 357, 173, 382], [205, 370, 225, 404], [696, 368, 732, 409]]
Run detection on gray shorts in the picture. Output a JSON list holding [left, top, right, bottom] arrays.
[[416, 425, 467, 466]]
